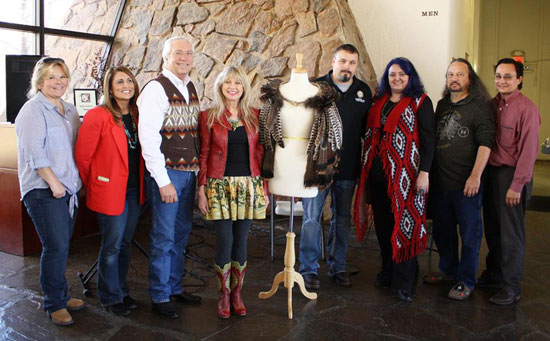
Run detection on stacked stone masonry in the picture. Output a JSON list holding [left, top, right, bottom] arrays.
[[55, 0, 378, 109]]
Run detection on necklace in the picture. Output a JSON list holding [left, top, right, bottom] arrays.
[[123, 114, 138, 149], [227, 117, 240, 130]]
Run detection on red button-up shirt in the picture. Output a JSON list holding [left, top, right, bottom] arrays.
[[490, 90, 541, 192]]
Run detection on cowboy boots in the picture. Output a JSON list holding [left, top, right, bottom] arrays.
[[215, 262, 231, 319], [230, 260, 247, 316]]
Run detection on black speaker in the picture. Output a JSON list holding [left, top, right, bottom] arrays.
[[6, 55, 42, 123]]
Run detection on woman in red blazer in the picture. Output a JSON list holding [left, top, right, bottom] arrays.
[[75, 66, 145, 316], [198, 66, 269, 319]]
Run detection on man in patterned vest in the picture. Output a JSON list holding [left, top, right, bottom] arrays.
[[427, 58, 494, 300], [138, 36, 201, 318]]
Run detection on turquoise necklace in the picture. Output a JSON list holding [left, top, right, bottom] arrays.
[[123, 114, 138, 149], [227, 117, 240, 130]]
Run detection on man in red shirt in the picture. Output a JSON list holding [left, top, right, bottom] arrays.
[[480, 58, 541, 305]]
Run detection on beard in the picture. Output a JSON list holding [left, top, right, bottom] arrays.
[[447, 82, 465, 93], [336, 71, 352, 83]]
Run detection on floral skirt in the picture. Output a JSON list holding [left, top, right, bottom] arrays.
[[205, 176, 266, 221]]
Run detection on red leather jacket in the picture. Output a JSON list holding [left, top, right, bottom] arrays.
[[198, 108, 266, 192]]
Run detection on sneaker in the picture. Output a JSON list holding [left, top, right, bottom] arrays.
[[448, 283, 472, 300], [106, 303, 131, 316]]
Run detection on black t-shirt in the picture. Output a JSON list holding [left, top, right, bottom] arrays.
[[122, 114, 140, 189], [224, 126, 251, 176], [432, 95, 495, 191]]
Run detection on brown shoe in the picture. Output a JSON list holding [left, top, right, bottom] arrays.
[[49, 308, 74, 326], [66, 298, 85, 311]]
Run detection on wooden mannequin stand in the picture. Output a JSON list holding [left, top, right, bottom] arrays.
[[258, 198, 317, 319]]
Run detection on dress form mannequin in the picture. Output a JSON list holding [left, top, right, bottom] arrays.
[[268, 56, 319, 198], [259, 54, 318, 319]]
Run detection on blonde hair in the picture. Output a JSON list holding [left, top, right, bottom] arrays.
[[102, 66, 140, 125], [207, 66, 257, 132], [27, 57, 71, 99]]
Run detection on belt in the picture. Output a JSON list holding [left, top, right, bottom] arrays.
[[283, 136, 308, 140]]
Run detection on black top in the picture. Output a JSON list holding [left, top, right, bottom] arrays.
[[317, 71, 372, 180], [224, 126, 251, 176], [432, 95, 495, 191], [122, 114, 140, 189], [378, 97, 435, 172]]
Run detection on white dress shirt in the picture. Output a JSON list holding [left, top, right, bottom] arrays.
[[137, 68, 191, 188]]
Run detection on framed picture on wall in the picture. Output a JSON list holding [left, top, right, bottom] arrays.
[[74, 89, 97, 117]]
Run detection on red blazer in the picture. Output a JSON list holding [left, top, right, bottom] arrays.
[[198, 108, 266, 194], [75, 106, 145, 215]]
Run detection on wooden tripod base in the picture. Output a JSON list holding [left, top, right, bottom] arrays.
[[258, 232, 317, 319]]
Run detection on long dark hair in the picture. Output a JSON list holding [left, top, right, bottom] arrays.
[[375, 57, 425, 99], [443, 58, 490, 101], [102, 66, 140, 125]]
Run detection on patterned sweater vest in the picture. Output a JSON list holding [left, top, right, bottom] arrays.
[[154, 75, 200, 172]]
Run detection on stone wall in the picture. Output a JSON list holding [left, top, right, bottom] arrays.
[[110, 0, 377, 108]]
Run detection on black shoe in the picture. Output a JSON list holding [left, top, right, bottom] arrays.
[[396, 289, 413, 302], [374, 273, 391, 288], [123, 296, 138, 310], [477, 270, 503, 288], [106, 303, 131, 316], [303, 273, 320, 290], [171, 292, 202, 305], [331, 272, 351, 287], [489, 287, 520, 305], [152, 302, 179, 318]]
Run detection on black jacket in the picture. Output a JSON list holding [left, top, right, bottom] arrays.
[[317, 72, 372, 180]]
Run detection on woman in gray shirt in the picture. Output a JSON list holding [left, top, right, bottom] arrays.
[[15, 57, 83, 326]]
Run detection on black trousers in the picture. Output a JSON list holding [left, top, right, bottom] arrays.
[[369, 157, 418, 293], [213, 219, 252, 266], [483, 165, 532, 295]]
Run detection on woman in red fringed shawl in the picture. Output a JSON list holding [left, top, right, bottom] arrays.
[[354, 57, 435, 302]]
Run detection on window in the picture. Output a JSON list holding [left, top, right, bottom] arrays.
[[0, 0, 126, 122], [45, 0, 124, 36], [0, 1, 35, 26]]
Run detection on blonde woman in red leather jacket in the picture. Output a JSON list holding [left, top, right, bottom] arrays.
[[198, 66, 268, 319]]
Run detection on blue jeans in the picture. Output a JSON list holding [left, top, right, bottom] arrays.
[[95, 187, 141, 307], [431, 189, 483, 289], [299, 179, 356, 275], [147, 170, 196, 303], [23, 189, 78, 313]]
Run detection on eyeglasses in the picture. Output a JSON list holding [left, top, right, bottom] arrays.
[[495, 74, 517, 81], [39, 57, 65, 64]]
